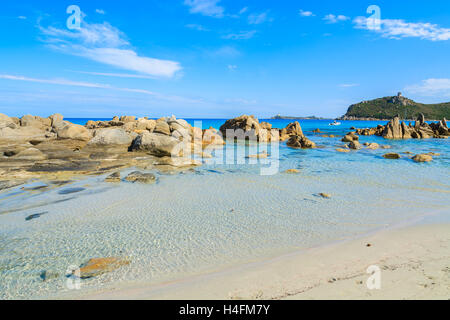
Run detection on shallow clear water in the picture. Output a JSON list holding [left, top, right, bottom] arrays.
[[0, 119, 449, 299]]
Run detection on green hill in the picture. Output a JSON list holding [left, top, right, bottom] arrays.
[[341, 93, 450, 120]]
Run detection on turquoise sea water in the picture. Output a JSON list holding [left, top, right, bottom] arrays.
[[0, 118, 449, 299]]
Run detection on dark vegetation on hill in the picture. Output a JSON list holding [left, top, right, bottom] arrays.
[[340, 93, 450, 120]]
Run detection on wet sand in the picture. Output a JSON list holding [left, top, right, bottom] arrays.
[[76, 222, 450, 300]]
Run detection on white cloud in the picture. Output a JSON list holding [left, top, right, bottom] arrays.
[[184, 0, 224, 18], [323, 14, 350, 24], [0, 74, 201, 103], [18, 16, 27, 20], [299, 10, 315, 17], [354, 17, 450, 41], [39, 21, 181, 78], [95, 9, 105, 15], [222, 30, 257, 40], [185, 23, 209, 31], [227, 65, 237, 71], [248, 12, 271, 25], [239, 7, 248, 15], [339, 83, 359, 88], [404, 79, 450, 96]]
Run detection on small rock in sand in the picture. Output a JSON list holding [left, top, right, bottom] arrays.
[[284, 169, 300, 174], [318, 193, 331, 199], [78, 257, 130, 279]]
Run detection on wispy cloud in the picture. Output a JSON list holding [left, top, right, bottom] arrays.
[[185, 23, 209, 31], [0, 74, 110, 89], [209, 46, 241, 58], [0, 74, 200, 103], [18, 16, 27, 20], [224, 98, 257, 105], [404, 78, 450, 96], [184, 0, 224, 18], [323, 14, 350, 24], [248, 12, 271, 25], [222, 30, 257, 40], [339, 83, 359, 88], [68, 70, 157, 79], [95, 9, 105, 15], [227, 65, 237, 71], [299, 10, 315, 17], [354, 17, 450, 41], [39, 21, 181, 78], [239, 7, 248, 15]]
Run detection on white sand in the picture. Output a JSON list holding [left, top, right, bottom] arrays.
[[78, 223, 450, 300]]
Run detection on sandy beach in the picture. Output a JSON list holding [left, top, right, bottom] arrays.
[[76, 222, 450, 300]]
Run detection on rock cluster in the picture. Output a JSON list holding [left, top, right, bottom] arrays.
[[219, 115, 315, 148], [219, 115, 281, 142], [0, 114, 224, 186], [354, 114, 449, 140]]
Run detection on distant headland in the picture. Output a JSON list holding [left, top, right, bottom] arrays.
[[339, 92, 450, 121]]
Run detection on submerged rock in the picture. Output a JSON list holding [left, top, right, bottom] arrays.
[[105, 172, 121, 183], [348, 141, 362, 150], [383, 153, 401, 159], [366, 143, 380, 150], [78, 257, 130, 279], [412, 154, 433, 163], [25, 212, 47, 221], [58, 187, 85, 195], [40, 270, 59, 282], [125, 171, 157, 183], [246, 151, 269, 159], [284, 169, 300, 174], [336, 148, 350, 153]]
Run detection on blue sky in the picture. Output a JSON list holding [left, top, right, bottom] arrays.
[[1, 0, 450, 118]]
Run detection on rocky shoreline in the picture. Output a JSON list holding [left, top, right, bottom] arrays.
[[0, 113, 447, 190], [0, 113, 314, 189]]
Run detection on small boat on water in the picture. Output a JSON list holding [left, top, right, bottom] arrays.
[[329, 121, 341, 126]]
